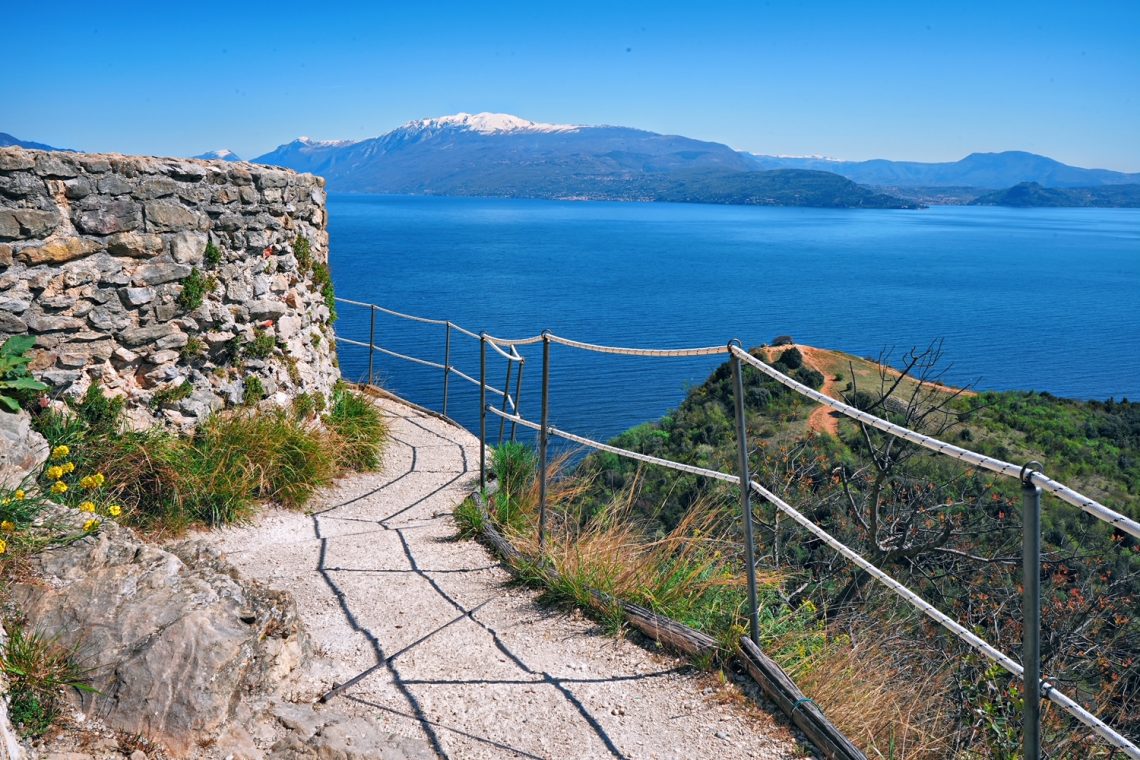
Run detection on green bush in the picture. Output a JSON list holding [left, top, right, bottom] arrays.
[[244, 329, 276, 360], [152, 381, 193, 408], [776, 347, 803, 370], [795, 367, 825, 390], [311, 262, 337, 322], [177, 267, 215, 311], [204, 241, 223, 267], [242, 376, 265, 406], [293, 235, 313, 273], [0, 335, 47, 413]]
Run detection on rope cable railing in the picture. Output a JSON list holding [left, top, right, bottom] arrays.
[[729, 345, 1140, 541], [335, 295, 1139, 756], [483, 404, 1140, 758]]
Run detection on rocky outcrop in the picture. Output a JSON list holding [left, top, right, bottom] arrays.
[[10, 506, 307, 754], [0, 409, 48, 489], [9, 506, 432, 759], [0, 148, 339, 428]]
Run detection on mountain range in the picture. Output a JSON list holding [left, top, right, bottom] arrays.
[[248, 114, 1139, 207], [5, 117, 1138, 207], [0, 132, 74, 152]]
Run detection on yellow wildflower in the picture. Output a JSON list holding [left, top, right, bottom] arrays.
[[0, 539, 6, 555], [1, 521, 14, 532], [51, 481, 68, 495], [62, 462, 76, 474], [108, 505, 122, 517], [51, 445, 70, 460], [80, 473, 106, 490], [46, 465, 64, 481], [79, 501, 96, 514], [83, 518, 100, 532], [14, 489, 25, 500]]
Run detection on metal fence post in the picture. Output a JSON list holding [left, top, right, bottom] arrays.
[[479, 333, 487, 493], [1021, 461, 1043, 760], [538, 332, 551, 551], [498, 359, 513, 444], [367, 305, 376, 386], [730, 340, 761, 646], [442, 321, 452, 416], [511, 358, 524, 442]]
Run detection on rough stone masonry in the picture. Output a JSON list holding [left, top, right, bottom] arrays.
[[0, 147, 339, 426]]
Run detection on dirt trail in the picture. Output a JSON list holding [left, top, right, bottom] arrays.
[[759, 345, 838, 436], [213, 395, 804, 760]]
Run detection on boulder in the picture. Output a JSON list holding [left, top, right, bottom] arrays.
[[0, 409, 49, 489], [10, 509, 308, 755]]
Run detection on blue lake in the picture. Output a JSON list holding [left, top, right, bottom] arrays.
[[328, 196, 1140, 443]]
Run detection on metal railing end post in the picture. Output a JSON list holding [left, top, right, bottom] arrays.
[[479, 332, 487, 493], [538, 332, 551, 551], [730, 346, 760, 645], [1021, 460, 1044, 760]]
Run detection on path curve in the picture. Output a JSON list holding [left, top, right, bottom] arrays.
[[213, 395, 803, 760]]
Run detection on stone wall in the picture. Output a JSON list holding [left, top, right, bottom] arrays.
[[0, 148, 339, 427]]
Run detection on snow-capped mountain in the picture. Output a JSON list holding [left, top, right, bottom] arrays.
[[192, 149, 243, 162], [251, 112, 756, 196], [399, 112, 581, 135]]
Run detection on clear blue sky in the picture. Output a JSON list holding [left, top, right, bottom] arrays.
[[5, 0, 1138, 170]]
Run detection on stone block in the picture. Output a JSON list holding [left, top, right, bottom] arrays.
[[17, 236, 101, 265], [0, 409, 49, 489], [97, 174, 134, 195], [76, 197, 142, 235], [248, 299, 288, 320], [132, 261, 192, 286], [120, 286, 155, 306], [107, 231, 164, 258], [33, 152, 79, 177], [0, 149, 35, 171], [145, 200, 204, 232], [169, 230, 208, 264], [120, 322, 183, 347]]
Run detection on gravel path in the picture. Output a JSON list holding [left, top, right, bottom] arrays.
[[213, 396, 804, 760]]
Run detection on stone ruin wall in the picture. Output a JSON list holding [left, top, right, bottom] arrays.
[[0, 147, 340, 427]]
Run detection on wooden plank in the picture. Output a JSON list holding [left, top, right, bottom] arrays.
[[738, 637, 866, 760]]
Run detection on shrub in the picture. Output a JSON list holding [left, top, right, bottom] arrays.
[[180, 336, 206, 362], [242, 376, 265, 406], [776, 347, 803, 370], [152, 381, 193, 408], [0, 335, 48, 413], [324, 385, 385, 471], [311, 262, 337, 322], [293, 235, 313, 273], [795, 367, 825, 390], [204, 241, 222, 267], [70, 383, 125, 436], [244, 329, 276, 360], [177, 267, 215, 311], [772, 335, 794, 346]]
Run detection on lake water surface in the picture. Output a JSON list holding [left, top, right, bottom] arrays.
[[328, 196, 1140, 442]]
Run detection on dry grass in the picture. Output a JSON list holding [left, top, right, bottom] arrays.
[[782, 626, 956, 759]]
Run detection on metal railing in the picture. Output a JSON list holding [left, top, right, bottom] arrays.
[[334, 296, 1140, 759]]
